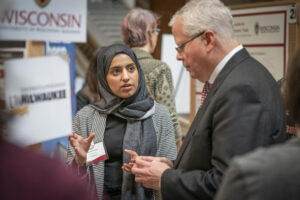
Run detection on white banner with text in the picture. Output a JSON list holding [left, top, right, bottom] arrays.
[[0, 0, 87, 42], [4, 56, 72, 146]]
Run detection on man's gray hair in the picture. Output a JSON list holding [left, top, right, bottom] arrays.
[[169, 0, 236, 43]]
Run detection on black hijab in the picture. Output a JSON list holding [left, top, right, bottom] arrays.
[[92, 44, 154, 118]]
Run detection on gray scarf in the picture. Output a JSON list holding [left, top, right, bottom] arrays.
[[91, 44, 156, 200]]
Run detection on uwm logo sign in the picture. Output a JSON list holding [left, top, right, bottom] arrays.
[[35, 0, 51, 8]]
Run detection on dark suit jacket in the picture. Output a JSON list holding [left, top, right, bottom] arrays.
[[0, 139, 95, 200], [215, 137, 300, 200], [161, 48, 287, 200]]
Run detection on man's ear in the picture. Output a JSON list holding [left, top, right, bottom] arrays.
[[203, 30, 215, 53]]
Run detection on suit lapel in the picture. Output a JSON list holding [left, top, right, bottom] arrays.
[[173, 48, 250, 168], [174, 103, 208, 168]]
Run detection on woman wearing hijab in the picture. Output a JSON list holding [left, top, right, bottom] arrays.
[[67, 44, 177, 200]]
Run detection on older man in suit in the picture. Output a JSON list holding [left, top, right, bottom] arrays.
[[215, 49, 300, 200], [123, 0, 287, 199]]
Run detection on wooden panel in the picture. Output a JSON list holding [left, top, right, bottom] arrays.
[[190, 79, 196, 123], [295, 2, 300, 50], [25, 41, 45, 153], [150, 0, 186, 60], [26, 41, 45, 58]]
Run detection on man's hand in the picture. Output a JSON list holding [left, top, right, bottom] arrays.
[[131, 156, 172, 190], [68, 131, 95, 166], [139, 156, 173, 168]]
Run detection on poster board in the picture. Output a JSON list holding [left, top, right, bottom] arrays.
[[4, 55, 72, 146], [0, 41, 44, 152], [161, 34, 191, 114], [190, 0, 300, 120]]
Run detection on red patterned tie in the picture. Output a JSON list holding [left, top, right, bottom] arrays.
[[200, 81, 211, 107]]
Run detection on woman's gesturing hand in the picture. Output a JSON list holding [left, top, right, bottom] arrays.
[[68, 132, 96, 166]]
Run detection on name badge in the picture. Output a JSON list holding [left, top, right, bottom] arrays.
[[86, 141, 108, 164]]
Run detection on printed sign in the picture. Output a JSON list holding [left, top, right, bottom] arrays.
[[4, 56, 72, 146], [0, 0, 87, 42], [231, 5, 293, 80]]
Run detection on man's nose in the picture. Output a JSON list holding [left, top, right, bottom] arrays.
[[176, 52, 183, 60]]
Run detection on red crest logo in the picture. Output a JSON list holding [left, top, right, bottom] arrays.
[[34, 0, 51, 8]]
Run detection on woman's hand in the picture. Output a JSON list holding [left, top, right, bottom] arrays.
[[68, 131, 95, 166], [122, 149, 138, 173]]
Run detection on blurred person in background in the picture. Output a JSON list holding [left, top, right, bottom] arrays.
[[67, 44, 177, 200], [0, 109, 94, 200], [215, 49, 300, 200], [76, 49, 100, 112], [122, 8, 183, 150]]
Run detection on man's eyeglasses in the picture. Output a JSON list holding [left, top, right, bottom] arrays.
[[175, 30, 205, 53]]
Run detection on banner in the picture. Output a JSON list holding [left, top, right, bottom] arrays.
[[4, 56, 72, 146], [0, 0, 87, 42]]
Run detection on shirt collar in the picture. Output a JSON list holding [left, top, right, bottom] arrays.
[[208, 45, 243, 84]]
